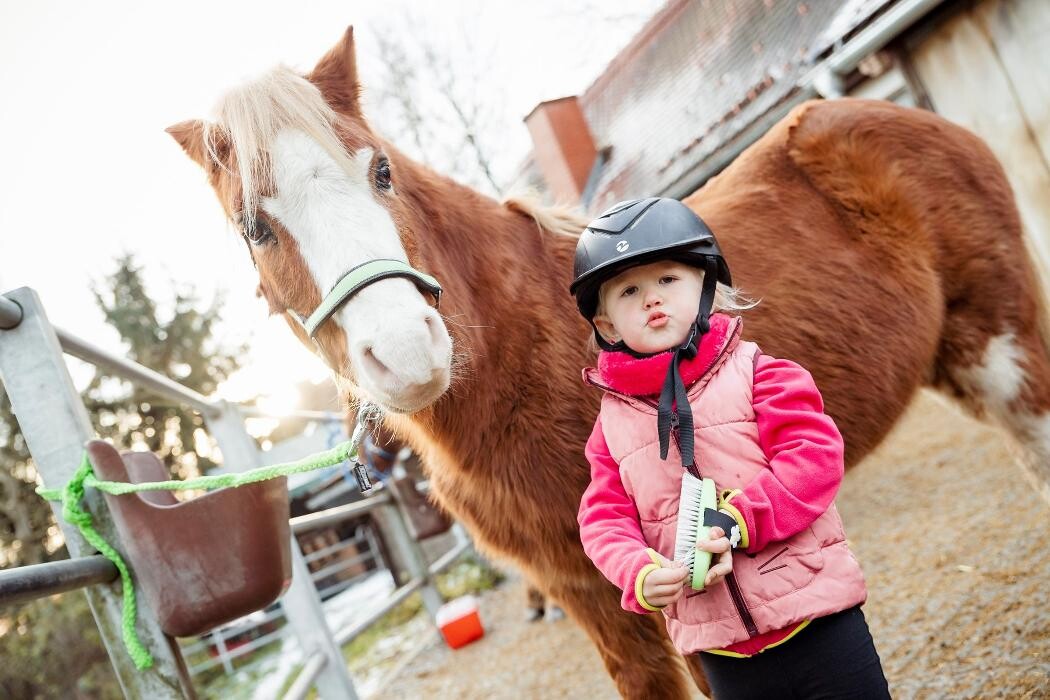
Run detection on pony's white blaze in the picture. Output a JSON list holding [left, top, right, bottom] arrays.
[[263, 129, 451, 410]]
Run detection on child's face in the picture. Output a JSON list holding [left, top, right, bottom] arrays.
[[594, 261, 704, 354]]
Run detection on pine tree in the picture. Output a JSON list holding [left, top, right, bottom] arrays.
[[83, 253, 246, 480]]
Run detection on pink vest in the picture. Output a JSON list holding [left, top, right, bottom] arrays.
[[597, 323, 867, 653]]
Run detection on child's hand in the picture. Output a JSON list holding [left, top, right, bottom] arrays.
[[641, 554, 688, 607], [697, 526, 734, 587]]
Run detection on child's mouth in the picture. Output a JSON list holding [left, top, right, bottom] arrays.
[[647, 312, 669, 328]]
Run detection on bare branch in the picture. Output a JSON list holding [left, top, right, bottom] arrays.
[[372, 30, 433, 166]]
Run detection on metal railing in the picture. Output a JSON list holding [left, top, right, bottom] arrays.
[[0, 555, 118, 606], [55, 327, 219, 417], [0, 286, 468, 699]]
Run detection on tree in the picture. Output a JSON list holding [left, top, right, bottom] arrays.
[[84, 253, 246, 480], [367, 7, 506, 197], [0, 391, 53, 568], [363, 2, 666, 200], [0, 253, 246, 698]]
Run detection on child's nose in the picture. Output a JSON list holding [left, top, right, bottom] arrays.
[[644, 290, 663, 308]]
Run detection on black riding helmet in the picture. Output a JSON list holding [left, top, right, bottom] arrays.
[[569, 197, 732, 469], [570, 197, 731, 343]]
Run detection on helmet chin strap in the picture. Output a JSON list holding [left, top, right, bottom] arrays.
[[592, 259, 719, 470], [656, 258, 718, 469]]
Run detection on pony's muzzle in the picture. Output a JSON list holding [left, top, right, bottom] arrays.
[[352, 305, 451, 410]]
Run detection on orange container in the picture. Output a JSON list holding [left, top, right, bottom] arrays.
[[436, 595, 485, 649]]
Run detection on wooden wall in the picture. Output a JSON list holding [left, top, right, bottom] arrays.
[[909, 0, 1050, 300]]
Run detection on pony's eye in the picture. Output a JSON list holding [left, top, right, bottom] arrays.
[[242, 217, 275, 245], [375, 159, 392, 190]]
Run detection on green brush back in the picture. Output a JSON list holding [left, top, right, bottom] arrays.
[[690, 477, 718, 589]]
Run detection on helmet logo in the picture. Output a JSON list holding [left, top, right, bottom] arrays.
[[616, 241, 630, 252]]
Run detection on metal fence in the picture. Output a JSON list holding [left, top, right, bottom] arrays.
[[0, 287, 469, 699]]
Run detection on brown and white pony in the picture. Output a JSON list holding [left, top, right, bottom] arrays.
[[168, 28, 1050, 698]]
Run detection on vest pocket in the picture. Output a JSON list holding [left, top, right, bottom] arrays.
[[662, 575, 739, 626], [735, 525, 825, 607]]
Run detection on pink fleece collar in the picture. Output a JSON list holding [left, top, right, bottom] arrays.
[[595, 314, 734, 396]]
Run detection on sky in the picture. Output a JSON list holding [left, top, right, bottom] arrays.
[[0, 0, 663, 411]]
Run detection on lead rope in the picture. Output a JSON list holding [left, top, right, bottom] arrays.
[[57, 453, 154, 669]]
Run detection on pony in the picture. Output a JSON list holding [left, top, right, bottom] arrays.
[[167, 27, 1050, 698]]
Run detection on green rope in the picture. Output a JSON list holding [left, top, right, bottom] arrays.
[[36, 440, 356, 670]]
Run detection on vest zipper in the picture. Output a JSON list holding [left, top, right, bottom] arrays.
[[668, 413, 700, 479], [725, 572, 759, 637]]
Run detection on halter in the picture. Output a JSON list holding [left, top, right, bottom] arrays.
[[293, 258, 443, 338]]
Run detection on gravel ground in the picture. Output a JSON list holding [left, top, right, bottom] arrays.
[[375, 391, 1050, 699]]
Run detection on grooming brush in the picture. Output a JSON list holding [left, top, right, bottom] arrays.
[[673, 472, 718, 590]]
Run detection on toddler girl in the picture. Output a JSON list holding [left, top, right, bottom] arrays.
[[571, 197, 889, 698]]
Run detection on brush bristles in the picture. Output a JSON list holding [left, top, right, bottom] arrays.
[[674, 472, 706, 574]]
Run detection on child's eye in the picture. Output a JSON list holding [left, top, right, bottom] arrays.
[[621, 286, 637, 297], [659, 276, 677, 284]]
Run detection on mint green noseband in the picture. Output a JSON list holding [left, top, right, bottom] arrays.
[[296, 259, 442, 337]]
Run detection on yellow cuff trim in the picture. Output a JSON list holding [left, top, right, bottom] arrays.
[[635, 549, 665, 612], [719, 490, 749, 550]]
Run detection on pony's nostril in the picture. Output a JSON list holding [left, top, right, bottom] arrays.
[[425, 314, 445, 348], [360, 346, 393, 382]]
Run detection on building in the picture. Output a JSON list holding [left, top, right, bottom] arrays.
[[519, 0, 1049, 288]]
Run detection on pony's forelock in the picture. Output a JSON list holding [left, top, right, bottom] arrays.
[[205, 66, 358, 230]]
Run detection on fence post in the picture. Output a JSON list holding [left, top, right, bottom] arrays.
[[203, 400, 358, 699], [0, 288, 195, 699], [374, 499, 444, 619]]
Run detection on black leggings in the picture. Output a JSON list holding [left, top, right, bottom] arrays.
[[698, 606, 890, 699]]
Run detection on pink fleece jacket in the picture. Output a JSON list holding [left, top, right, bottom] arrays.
[[577, 314, 867, 655]]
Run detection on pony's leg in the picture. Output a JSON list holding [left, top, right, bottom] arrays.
[[550, 578, 701, 699], [525, 583, 545, 622], [934, 310, 1050, 506], [682, 654, 712, 698]]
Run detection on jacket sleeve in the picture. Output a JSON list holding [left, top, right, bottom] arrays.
[[722, 354, 845, 553], [578, 417, 665, 613]]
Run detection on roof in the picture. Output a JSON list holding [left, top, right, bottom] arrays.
[[533, 0, 897, 210]]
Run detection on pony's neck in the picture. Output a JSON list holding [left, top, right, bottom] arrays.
[[390, 148, 589, 464]]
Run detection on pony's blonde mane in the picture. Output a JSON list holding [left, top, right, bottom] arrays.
[[206, 66, 355, 227], [502, 191, 588, 239]]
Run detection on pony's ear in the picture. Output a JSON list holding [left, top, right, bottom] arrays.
[[166, 119, 229, 171], [309, 26, 361, 116], [166, 120, 207, 167]]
